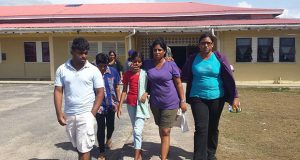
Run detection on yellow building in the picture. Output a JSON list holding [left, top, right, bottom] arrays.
[[0, 2, 299, 82]]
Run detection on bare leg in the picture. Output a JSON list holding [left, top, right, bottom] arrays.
[[79, 152, 90, 160], [159, 127, 171, 160], [134, 149, 142, 160]]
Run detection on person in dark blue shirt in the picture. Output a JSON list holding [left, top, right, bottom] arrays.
[[95, 53, 121, 160]]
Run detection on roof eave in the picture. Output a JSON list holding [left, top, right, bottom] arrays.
[[0, 10, 283, 20], [1, 24, 300, 34]]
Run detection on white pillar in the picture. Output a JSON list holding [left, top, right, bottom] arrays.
[[252, 37, 257, 63], [0, 43, 2, 63], [273, 37, 280, 63], [216, 31, 221, 51], [49, 35, 55, 81]]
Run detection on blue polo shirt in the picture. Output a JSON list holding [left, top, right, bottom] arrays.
[[54, 60, 104, 116], [100, 66, 120, 114]]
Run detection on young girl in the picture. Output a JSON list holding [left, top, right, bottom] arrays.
[[117, 52, 149, 160]]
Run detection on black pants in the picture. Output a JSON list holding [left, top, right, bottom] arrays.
[[96, 110, 115, 153], [190, 97, 225, 160]]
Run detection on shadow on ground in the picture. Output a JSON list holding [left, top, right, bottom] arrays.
[[53, 141, 192, 159], [119, 141, 193, 160], [54, 142, 77, 152], [29, 159, 59, 160], [54, 142, 123, 159]]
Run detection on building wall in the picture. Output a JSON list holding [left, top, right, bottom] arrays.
[[0, 35, 50, 79], [136, 33, 200, 58], [1, 30, 299, 82], [52, 33, 128, 71], [0, 32, 128, 79], [219, 30, 300, 82]]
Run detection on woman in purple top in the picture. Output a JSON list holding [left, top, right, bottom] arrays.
[[181, 33, 240, 160], [143, 38, 187, 160]]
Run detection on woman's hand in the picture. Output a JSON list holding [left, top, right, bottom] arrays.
[[117, 107, 122, 119], [164, 56, 174, 61], [140, 92, 148, 103], [180, 102, 187, 112], [232, 98, 240, 111]]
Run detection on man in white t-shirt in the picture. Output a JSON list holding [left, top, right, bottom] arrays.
[[54, 37, 104, 160]]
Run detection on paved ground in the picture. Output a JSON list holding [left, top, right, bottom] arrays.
[[119, 111, 194, 160], [0, 84, 133, 160], [1, 83, 298, 160], [0, 84, 194, 160]]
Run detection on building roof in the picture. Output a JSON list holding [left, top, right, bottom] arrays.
[[1, 18, 300, 33], [0, 2, 283, 19], [1, 18, 300, 28], [0, 2, 299, 33]]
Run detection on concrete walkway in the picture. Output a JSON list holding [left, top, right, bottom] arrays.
[[1, 80, 300, 88], [118, 108, 194, 160], [1, 82, 299, 160]]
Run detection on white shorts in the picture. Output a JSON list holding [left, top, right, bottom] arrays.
[[65, 112, 97, 153]]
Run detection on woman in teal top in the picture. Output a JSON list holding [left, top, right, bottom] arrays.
[[190, 52, 224, 99], [182, 33, 240, 160]]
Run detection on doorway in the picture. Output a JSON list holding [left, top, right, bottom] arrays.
[[170, 46, 186, 69], [170, 45, 198, 69]]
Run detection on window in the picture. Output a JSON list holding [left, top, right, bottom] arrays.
[[88, 42, 98, 57], [236, 38, 252, 62], [280, 38, 295, 62], [24, 42, 49, 62], [68, 41, 125, 56], [102, 42, 116, 54], [102, 42, 125, 55], [24, 42, 36, 62], [116, 42, 125, 56], [257, 38, 274, 62], [42, 42, 50, 62]]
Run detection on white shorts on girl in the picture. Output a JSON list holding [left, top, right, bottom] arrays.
[[65, 112, 97, 153]]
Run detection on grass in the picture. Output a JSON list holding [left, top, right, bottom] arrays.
[[217, 88, 300, 160]]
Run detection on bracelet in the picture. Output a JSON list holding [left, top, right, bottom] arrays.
[[180, 99, 186, 103]]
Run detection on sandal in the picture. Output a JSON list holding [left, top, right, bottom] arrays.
[[106, 139, 112, 149], [97, 152, 106, 160]]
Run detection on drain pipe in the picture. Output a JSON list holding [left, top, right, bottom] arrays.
[[210, 28, 221, 51], [126, 28, 136, 50], [210, 28, 215, 36]]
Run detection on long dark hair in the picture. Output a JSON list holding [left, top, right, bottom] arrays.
[[198, 33, 216, 44], [131, 52, 144, 69], [131, 52, 144, 62], [149, 38, 167, 59], [108, 50, 116, 57]]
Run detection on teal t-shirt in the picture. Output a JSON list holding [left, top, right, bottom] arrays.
[[190, 53, 224, 100]]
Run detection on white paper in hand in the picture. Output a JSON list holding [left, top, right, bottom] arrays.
[[174, 108, 189, 133]]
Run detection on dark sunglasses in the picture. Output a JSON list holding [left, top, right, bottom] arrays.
[[200, 42, 213, 46]]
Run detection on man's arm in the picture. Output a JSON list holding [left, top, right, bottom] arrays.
[[91, 87, 104, 116], [54, 86, 66, 126]]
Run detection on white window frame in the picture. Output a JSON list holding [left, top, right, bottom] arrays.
[[24, 41, 49, 63], [257, 37, 274, 63], [236, 36, 295, 63], [235, 38, 253, 62], [279, 37, 296, 63], [68, 40, 125, 56]]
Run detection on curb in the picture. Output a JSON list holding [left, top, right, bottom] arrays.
[[0, 81, 54, 84]]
